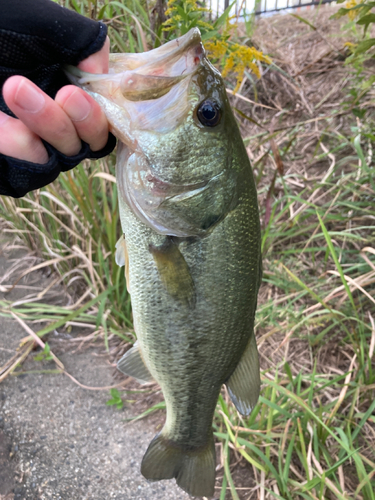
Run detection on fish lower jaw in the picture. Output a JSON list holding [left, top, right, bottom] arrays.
[[143, 172, 207, 198], [124, 181, 213, 237]]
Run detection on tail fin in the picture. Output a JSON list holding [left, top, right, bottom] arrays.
[[141, 432, 216, 498]]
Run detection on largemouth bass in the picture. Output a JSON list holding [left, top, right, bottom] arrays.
[[68, 29, 261, 498]]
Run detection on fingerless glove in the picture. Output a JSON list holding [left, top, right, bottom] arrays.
[[0, 0, 116, 197]]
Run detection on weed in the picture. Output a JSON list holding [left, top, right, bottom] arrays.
[[106, 388, 124, 409], [34, 342, 54, 362]]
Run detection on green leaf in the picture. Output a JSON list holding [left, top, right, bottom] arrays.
[[234, 108, 265, 129], [223, 440, 240, 500], [213, 0, 236, 29], [283, 434, 295, 483], [284, 361, 294, 385], [356, 13, 375, 34], [201, 30, 220, 41], [34, 342, 53, 362], [331, 7, 352, 19], [356, 5, 374, 18], [176, 5, 190, 21], [352, 108, 367, 119], [317, 212, 357, 315], [290, 14, 317, 30], [109, 0, 149, 25], [35, 289, 112, 340], [97, 4, 107, 19], [126, 401, 166, 422], [352, 399, 375, 441], [258, 396, 293, 419], [355, 38, 375, 55], [106, 389, 123, 409], [110, 388, 121, 398]]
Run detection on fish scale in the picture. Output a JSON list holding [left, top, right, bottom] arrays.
[[67, 28, 261, 498]]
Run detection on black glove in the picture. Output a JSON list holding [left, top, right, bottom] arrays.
[[0, 0, 116, 198], [0, 136, 117, 198]]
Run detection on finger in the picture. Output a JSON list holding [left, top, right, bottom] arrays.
[[78, 36, 110, 74], [3, 76, 81, 156], [55, 86, 109, 152], [0, 111, 48, 163]]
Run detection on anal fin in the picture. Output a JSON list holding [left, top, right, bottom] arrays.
[[149, 237, 195, 308], [226, 334, 260, 416], [117, 341, 154, 384]]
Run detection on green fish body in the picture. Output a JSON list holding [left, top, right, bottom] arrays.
[[67, 29, 261, 498]]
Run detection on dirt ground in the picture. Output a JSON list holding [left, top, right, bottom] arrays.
[[0, 242, 192, 500]]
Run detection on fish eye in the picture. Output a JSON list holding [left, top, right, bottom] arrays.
[[197, 99, 221, 127]]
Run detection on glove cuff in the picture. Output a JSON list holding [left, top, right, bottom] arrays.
[[0, 133, 117, 198]]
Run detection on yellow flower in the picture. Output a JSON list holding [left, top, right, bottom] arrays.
[[345, 0, 358, 20], [163, 0, 271, 93], [209, 42, 270, 93], [164, 8, 177, 16], [205, 40, 228, 59], [162, 0, 212, 34], [198, 21, 214, 31], [222, 56, 235, 77]]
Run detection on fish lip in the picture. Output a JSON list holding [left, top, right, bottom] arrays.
[[64, 28, 205, 86], [133, 28, 204, 76]]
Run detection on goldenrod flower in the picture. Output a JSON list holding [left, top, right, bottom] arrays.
[[163, 0, 213, 35], [207, 41, 271, 93], [205, 40, 228, 60], [163, 0, 271, 93], [345, 0, 358, 20], [344, 41, 357, 53]]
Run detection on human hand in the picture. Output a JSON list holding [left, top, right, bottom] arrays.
[[0, 37, 110, 164]]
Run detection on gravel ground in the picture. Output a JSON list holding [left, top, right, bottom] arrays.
[[0, 243, 193, 500]]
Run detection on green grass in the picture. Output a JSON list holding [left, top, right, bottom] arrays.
[[0, 2, 374, 499], [210, 123, 375, 497]]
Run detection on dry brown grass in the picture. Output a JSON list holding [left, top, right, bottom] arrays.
[[0, 6, 374, 499]]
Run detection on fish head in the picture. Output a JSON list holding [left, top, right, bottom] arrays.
[[66, 29, 240, 237]]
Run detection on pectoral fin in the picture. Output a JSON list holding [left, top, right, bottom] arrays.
[[115, 235, 130, 293], [117, 341, 154, 384], [149, 237, 196, 308], [226, 334, 260, 416]]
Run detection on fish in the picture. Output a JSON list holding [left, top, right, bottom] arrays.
[[67, 28, 262, 498]]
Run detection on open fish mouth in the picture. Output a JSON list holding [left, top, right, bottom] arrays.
[[65, 28, 208, 146], [66, 28, 204, 103]]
